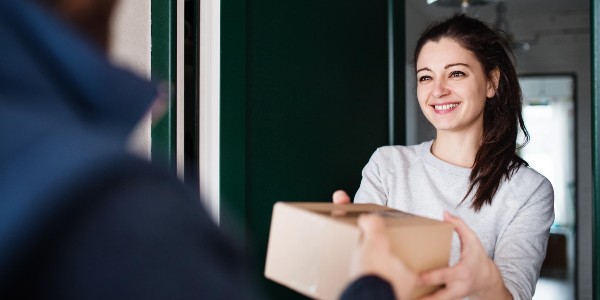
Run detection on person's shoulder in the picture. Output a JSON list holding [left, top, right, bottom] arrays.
[[511, 164, 552, 187], [366, 142, 430, 172], [66, 153, 196, 210], [507, 164, 554, 202], [374, 142, 427, 160]]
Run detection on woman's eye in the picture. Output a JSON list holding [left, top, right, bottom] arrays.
[[418, 75, 432, 82], [449, 71, 465, 78]]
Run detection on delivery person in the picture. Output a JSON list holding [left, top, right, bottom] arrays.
[[0, 0, 412, 298]]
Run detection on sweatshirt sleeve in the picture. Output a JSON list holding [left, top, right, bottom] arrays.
[[494, 176, 554, 300], [354, 148, 388, 206]]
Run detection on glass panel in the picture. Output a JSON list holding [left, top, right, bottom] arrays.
[[519, 76, 576, 227]]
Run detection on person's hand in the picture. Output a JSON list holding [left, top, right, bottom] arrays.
[[332, 190, 351, 204], [351, 214, 417, 300], [418, 212, 512, 300]]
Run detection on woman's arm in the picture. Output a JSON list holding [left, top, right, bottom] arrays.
[[493, 178, 554, 299], [354, 148, 388, 205]]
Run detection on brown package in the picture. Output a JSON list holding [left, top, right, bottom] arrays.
[[264, 202, 453, 300]]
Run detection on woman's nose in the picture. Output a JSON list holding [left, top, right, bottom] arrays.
[[432, 78, 449, 98]]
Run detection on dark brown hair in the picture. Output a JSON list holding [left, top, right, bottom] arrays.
[[414, 14, 529, 212]]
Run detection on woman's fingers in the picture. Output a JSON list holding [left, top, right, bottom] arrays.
[[433, 211, 504, 299], [419, 266, 453, 286], [332, 190, 351, 204], [420, 266, 466, 300], [443, 211, 478, 246]]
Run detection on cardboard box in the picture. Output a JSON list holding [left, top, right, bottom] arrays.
[[264, 202, 453, 300]]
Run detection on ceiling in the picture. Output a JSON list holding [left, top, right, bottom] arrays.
[[406, 0, 590, 50], [407, 0, 589, 24]]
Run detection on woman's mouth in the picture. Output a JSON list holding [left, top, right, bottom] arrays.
[[432, 103, 460, 112]]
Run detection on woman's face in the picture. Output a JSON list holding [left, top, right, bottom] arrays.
[[415, 38, 497, 137]]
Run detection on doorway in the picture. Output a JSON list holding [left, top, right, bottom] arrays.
[[519, 75, 576, 299]]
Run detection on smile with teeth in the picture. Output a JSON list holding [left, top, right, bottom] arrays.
[[433, 103, 460, 111]]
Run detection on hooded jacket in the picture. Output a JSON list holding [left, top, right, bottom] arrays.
[[0, 1, 252, 299]]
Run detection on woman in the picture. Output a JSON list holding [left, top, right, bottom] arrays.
[[334, 14, 554, 300]]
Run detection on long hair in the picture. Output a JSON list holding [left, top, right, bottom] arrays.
[[414, 14, 529, 212]]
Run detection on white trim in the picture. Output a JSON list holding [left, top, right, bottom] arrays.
[[176, 0, 186, 180], [199, 0, 221, 223], [111, 0, 152, 159]]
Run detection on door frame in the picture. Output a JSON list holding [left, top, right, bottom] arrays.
[[591, 0, 600, 297]]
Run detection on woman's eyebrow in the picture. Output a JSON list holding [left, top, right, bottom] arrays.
[[417, 63, 471, 74], [416, 67, 431, 74], [445, 63, 470, 69]]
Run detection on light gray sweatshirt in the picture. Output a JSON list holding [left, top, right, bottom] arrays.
[[354, 140, 554, 300]]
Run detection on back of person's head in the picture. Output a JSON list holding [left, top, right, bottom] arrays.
[[413, 14, 529, 212], [33, 0, 118, 50]]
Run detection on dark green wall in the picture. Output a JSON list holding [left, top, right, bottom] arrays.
[[221, 0, 404, 298]]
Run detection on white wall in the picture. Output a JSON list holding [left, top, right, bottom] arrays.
[[110, 0, 152, 160]]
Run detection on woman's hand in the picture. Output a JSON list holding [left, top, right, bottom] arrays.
[[351, 214, 418, 300], [332, 190, 351, 204], [419, 212, 512, 300]]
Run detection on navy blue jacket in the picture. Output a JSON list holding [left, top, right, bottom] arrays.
[[0, 1, 253, 299]]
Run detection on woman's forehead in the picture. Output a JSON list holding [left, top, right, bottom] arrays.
[[416, 38, 481, 69]]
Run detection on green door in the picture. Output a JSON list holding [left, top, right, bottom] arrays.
[[221, 0, 404, 298], [150, 0, 177, 169]]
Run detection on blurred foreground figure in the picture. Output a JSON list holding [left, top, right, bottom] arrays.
[[0, 0, 252, 298], [0, 0, 412, 299]]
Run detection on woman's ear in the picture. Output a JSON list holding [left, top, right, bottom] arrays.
[[486, 68, 500, 98]]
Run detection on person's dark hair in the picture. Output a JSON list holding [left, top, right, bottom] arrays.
[[413, 14, 529, 212], [34, 0, 118, 50]]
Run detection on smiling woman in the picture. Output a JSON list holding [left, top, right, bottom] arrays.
[[334, 14, 554, 300], [412, 15, 530, 213], [415, 38, 496, 152]]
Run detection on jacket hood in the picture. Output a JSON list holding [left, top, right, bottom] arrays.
[[0, 0, 156, 133]]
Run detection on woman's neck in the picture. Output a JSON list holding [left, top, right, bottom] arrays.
[[431, 132, 481, 168]]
